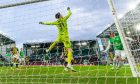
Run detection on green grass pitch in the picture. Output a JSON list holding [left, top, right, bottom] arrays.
[[0, 65, 139, 84]]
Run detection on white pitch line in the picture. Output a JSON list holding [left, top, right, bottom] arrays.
[[0, 76, 135, 79]]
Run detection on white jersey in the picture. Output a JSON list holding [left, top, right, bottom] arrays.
[[12, 54, 19, 59]]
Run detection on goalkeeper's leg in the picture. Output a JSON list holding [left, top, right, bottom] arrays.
[[63, 38, 76, 72], [66, 48, 76, 72], [67, 48, 73, 66], [47, 40, 58, 52]]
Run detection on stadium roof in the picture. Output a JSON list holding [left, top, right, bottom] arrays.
[[0, 33, 15, 45], [97, 3, 140, 38]]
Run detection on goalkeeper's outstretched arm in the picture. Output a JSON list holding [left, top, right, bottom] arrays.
[[64, 7, 72, 21], [39, 21, 58, 25]]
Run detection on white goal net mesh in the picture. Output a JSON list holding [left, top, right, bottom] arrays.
[[0, 0, 139, 84]]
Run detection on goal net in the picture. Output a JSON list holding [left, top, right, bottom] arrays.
[[0, 0, 139, 84]]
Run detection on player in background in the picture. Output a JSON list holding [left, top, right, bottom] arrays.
[[19, 48, 25, 65], [39, 7, 76, 71], [103, 32, 136, 70], [11, 44, 19, 69], [25, 56, 29, 66], [5, 49, 12, 65], [43, 54, 49, 66]]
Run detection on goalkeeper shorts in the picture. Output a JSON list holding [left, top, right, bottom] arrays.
[[57, 35, 72, 48]]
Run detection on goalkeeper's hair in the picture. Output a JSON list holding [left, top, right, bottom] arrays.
[[55, 12, 61, 19]]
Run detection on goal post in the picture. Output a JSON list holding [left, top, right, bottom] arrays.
[[107, 0, 139, 77]]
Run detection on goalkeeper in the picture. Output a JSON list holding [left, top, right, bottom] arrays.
[[39, 7, 76, 71], [103, 32, 135, 70]]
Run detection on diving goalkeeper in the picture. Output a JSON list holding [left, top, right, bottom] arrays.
[[39, 7, 76, 71]]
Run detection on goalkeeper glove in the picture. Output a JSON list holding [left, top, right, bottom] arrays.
[[39, 22, 43, 24]]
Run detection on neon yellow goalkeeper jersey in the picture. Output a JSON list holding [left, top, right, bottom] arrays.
[[42, 10, 72, 36]]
